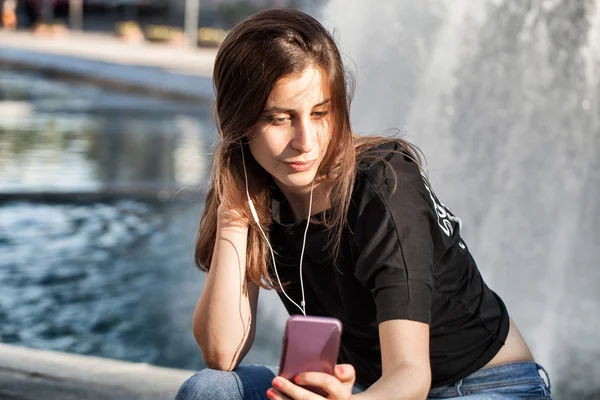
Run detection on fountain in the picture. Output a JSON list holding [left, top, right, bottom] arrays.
[[323, 0, 600, 397]]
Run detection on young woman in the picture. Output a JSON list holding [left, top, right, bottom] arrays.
[[175, 7, 552, 400]]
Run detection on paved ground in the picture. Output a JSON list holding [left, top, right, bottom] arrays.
[[0, 30, 217, 76], [0, 30, 217, 100]]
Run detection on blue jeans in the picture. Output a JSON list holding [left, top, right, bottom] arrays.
[[427, 362, 552, 399], [175, 365, 364, 400], [175, 361, 551, 399]]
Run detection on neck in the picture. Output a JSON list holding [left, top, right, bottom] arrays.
[[276, 181, 332, 223]]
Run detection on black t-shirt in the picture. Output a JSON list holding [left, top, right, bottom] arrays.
[[268, 142, 509, 388]]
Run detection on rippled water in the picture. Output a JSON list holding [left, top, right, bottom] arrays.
[[0, 68, 288, 373], [0, 68, 210, 196], [0, 200, 199, 365]]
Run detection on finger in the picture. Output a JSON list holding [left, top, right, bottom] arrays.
[[333, 364, 356, 385], [266, 388, 293, 400], [272, 377, 321, 400], [294, 372, 346, 398]]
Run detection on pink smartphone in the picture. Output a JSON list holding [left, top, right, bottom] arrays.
[[278, 315, 343, 396]]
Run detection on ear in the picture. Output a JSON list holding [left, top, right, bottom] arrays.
[[242, 133, 257, 160], [244, 129, 256, 143]]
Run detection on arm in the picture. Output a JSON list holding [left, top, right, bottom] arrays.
[[352, 320, 431, 400], [268, 320, 431, 400], [350, 154, 437, 399], [193, 204, 259, 371], [270, 152, 438, 399]]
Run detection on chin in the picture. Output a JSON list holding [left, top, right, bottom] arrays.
[[277, 172, 317, 189]]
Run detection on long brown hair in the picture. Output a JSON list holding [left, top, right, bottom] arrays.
[[195, 8, 421, 289]]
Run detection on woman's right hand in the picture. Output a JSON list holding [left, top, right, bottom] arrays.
[[217, 202, 249, 229], [217, 174, 252, 226]]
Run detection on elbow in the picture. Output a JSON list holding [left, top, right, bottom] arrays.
[[194, 332, 237, 371], [192, 310, 256, 372], [201, 351, 239, 372], [391, 362, 431, 400], [418, 386, 431, 400], [193, 328, 251, 372], [413, 366, 431, 400], [416, 368, 432, 400]]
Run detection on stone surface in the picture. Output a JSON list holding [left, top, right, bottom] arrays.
[[0, 31, 216, 101], [0, 343, 195, 400]]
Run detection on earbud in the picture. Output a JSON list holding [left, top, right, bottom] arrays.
[[239, 143, 310, 316]]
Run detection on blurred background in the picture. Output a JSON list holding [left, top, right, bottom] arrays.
[[1, 0, 598, 399]]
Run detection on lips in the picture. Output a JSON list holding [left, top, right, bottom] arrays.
[[283, 159, 316, 171]]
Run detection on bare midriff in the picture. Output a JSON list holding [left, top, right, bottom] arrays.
[[484, 318, 535, 368]]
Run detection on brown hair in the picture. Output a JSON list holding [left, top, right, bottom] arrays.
[[195, 8, 420, 288]]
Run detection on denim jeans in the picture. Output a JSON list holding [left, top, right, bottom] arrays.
[[175, 361, 551, 400], [175, 365, 364, 400], [427, 362, 552, 399]]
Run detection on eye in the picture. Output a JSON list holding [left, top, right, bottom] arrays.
[[263, 115, 290, 126], [312, 110, 329, 119]]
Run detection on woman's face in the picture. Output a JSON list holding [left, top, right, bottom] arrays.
[[249, 66, 332, 193]]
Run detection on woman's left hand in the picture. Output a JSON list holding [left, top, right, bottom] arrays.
[[267, 364, 356, 399]]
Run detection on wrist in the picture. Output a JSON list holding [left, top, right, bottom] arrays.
[[217, 203, 248, 230]]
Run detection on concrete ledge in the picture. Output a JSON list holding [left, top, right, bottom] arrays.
[[0, 186, 206, 203], [0, 48, 215, 102], [0, 343, 196, 400], [0, 32, 217, 102]]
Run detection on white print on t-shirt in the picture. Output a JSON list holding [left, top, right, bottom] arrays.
[[420, 173, 463, 238]]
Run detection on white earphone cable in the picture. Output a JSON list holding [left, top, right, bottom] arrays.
[[240, 144, 309, 316], [298, 182, 313, 313]]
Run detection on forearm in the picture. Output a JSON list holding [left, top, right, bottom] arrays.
[[193, 208, 255, 370], [351, 362, 431, 400]]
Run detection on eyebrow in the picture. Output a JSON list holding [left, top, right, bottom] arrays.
[[262, 99, 330, 114]]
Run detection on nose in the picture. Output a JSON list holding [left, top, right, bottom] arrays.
[[290, 117, 315, 154]]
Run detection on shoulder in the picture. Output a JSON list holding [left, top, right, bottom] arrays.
[[355, 140, 426, 202], [352, 139, 464, 246]]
